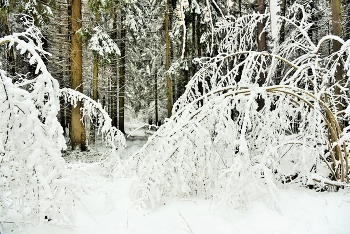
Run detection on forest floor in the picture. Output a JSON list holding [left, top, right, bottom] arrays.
[[15, 124, 350, 233]]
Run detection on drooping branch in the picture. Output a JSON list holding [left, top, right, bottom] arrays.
[[60, 87, 126, 151]]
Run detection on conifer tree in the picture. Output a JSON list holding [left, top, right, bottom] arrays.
[[165, 0, 173, 118], [70, 0, 86, 150]]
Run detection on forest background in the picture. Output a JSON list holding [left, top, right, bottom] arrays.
[[0, 0, 350, 231], [0, 0, 349, 149]]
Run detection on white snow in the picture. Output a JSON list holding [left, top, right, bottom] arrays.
[[1, 8, 350, 234], [18, 177, 350, 234], [6, 125, 349, 234]]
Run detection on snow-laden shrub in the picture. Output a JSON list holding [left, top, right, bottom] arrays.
[[0, 17, 76, 226], [131, 5, 350, 209], [0, 16, 125, 228], [60, 88, 126, 176]]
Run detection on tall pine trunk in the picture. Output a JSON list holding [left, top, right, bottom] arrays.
[[111, 11, 118, 128], [90, 52, 99, 143], [196, 13, 201, 58], [165, 0, 173, 118], [154, 73, 159, 126], [276, 0, 286, 85], [0, 7, 15, 76], [119, 9, 126, 134], [92, 52, 99, 101], [332, 0, 343, 132], [191, 11, 196, 78], [257, 0, 266, 111], [70, 0, 86, 151], [331, 0, 343, 126], [324, 0, 343, 166], [92, 12, 101, 102]]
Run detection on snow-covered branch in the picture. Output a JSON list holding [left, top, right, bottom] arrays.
[[0, 17, 126, 226], [130, 4, 350, 209]]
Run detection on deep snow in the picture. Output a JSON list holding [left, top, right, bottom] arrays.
[[20, 178, 350, 234], [5, 124, 350, 234]]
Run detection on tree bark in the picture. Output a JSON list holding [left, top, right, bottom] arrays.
[[257, 0, 266, 55], [70, 0, 86, 151], [92, 11, 101, 102], [308, 1, 318, 45], [165, 0, 173, 118], [196, 13, 201, 58], [92, 52, 99, 101], [257, 0, 266, 111], [119, 9, 126, 134], [191, 11, 196, 78], [0, 7, 15, 76], [111, 11, 118, 128], [276, 0, 286, 85], [331, 0, 343, 119], [279, 0, 286, 43], [90, 52, 99, 143], [154, 73, 158, 125]]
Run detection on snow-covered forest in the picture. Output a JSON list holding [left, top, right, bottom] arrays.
[[1, 0, 350, 233]]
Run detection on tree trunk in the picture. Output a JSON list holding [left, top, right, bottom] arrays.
[[119, 9, 126, 134], [0, 7, 15, 76], [90, 52, 99, 143], [331, 0, 343, 121], [111, 11, 118, 128], [238, 0, 242, 17], [191, 11, 196, 78], [276, 0, 286, 85], [92, 52, 99, 101], [154, 73, 158, 126], [279, 0, 286, 43], [179, 16, 190, 100], [196, 13, 201, 58], [92, 11, 101, 102], [257, 0, 266, 55], [309, 1, 318, 44], [70, 0, 86, 151], [257, 0, 266, 111], [165, 0, 173, 118]]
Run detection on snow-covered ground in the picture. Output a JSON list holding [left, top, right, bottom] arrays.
[[21, 178, 350, 234], [6, 124, 350, 234]]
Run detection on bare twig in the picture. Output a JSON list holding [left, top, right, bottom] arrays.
[[179, 211, 194, 234], [75, 196, 99, 224]]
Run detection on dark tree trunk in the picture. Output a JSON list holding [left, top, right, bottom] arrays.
[[165, 0, 173, 118], [332, 0, 343, 116], [111, 11, 118, 128], [0, 8, 15, 76], [257, 0, 266, 111], [119, 9, 126, 134]]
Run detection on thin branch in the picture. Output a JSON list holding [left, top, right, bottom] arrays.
[[75, 196, 99, 224], [179, 211, 194, 234]]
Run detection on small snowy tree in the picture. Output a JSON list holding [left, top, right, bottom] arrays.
[[0, 16, 76, 226], [0, 16, 125, 229], [131, 4, 350, 209]]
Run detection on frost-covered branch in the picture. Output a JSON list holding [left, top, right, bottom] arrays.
[[0, 17, 126, 226], [60, 88, 126, 173], [130, 4, 350, 209]]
